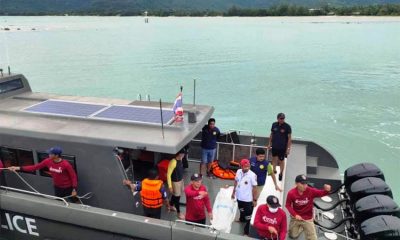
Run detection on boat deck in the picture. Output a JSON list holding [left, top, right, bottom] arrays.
[[151, 140, 346, 239], [150, 141, 306, 237]]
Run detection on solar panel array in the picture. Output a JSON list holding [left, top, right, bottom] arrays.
[[24, 100, 107, 117], [23, 100, 175, 124], [93, 105, 174, 124]]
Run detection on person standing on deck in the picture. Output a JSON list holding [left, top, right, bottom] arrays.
[[254, 195, 287, 240], [285, 174, 331, 240], [184, 173, 213, 225], [250, 148, 282, 199], [8, 146, 77, 198], [200, 118, 220, 178], [123, 168, 169, 219], [267, 113, 292, 181], [231, 159, 258, 236], [167, 149, 185, 219]]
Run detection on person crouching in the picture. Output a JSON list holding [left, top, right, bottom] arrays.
[[254, 195, 287, 240]]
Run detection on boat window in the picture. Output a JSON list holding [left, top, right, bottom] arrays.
[[0, 147, 35, 174], [0, 79, 24, 94], [37, 152, 77, 177]]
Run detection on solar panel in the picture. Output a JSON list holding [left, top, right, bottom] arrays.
[[23, 100, 175, 124], [24, 100, 107, 117], [93, 105, 174, 124]]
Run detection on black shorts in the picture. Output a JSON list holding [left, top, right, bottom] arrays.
[[54, 186, 73, 198], [271, 148, 286, 161], [143, 206, 162, 219]]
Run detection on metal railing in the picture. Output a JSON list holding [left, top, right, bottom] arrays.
[[174, 219, 218, 234], [0, 185, 69, 206], [190, 139, 269, 162]]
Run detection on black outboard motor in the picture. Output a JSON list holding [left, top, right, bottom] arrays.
[[354, 194, 400, 224], [348, 177, 392, 204], [360, 215, 400, 240], [344, 163, 384, 191]]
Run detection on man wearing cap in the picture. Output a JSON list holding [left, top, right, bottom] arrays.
[[249, 148, 282, 199], [231, 158, 258, 236], [167, 149, 185, 219], [123, 168, 169, 219], [8, 146, 78, 198], [267, 113, 292, 181], [285, 174, 331, 240], [200, 118, 220, 178], [254, 195, 287, 240], [184, 173, 213, 225]]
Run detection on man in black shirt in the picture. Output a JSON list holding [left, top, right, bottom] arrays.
[[267, 113, 292, 181]]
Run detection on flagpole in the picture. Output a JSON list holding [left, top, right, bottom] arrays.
[[159, 99, 165, 139], [181, 85, 183, 108], [193, 79, 196, 106]]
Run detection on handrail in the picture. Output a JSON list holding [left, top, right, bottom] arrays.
[[226, 129, 255, 136], [174, 219, 217, 232], [191, 138, 267, 149], [0, 186, 69, 206]]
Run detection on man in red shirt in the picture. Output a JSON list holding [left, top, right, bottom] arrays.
[[254, 195, 287, 240], [9, 146, 78, 199], [184, 173, 213, 225], [285, 174, 331, 240]]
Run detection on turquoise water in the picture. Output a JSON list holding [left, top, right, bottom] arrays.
[[1, 16, 400, 200]]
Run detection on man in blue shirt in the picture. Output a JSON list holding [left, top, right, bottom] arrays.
[[200, 118, 220, 178], [250, 148, 282, 199], [267, 113, 292, 181]]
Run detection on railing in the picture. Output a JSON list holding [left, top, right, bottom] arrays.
[[189, 139, 269, 162], [189, 129, 271, 162], [226, 129, 256, 141], [0, 185, 69, 206], [136, 94, 151, 101], [174, 219, 218, 233]]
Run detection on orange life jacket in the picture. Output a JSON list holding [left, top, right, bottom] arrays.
[[141, 178, 164, 208]]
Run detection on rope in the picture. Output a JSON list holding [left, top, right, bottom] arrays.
[[2, 168, 41, 193], [63, 192, 93, 200]]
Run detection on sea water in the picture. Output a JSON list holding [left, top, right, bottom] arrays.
[[1, 16, 399, 200]]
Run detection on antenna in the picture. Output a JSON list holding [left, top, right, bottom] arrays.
[[159, 99, 165, 139], [193, 79, 196, 106]]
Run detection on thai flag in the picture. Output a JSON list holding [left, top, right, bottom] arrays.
[[172, 93, 183, 120], [173, 93, 183, 114]]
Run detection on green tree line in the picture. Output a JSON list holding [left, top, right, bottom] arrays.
[[1, 4, 400, 16], [224, 4, 400, 16]]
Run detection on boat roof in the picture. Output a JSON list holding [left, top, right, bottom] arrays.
[[0, 74, 214, 154]]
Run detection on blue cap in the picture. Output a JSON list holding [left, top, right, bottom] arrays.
[[47, 146, 62, 156]]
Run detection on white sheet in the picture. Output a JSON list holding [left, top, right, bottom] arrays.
[[210, 186, 238, 233]]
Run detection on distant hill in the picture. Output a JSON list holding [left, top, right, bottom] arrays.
[[1, 0, 400, 14]]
